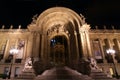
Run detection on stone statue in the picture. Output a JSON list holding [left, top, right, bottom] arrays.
[[32, 14, 38, 24], [89, 58, 99, 70], [80, 14, 86, 24], [23, 57, 33, 72]]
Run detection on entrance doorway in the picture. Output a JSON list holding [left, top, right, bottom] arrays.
[[50, 35, 68, 66]]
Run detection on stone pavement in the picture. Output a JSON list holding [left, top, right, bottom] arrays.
[[1, 66, 119, 80], [34, 66, 93, 80]]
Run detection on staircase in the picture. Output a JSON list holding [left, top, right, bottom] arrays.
[[34, 66, 94, 80], [16, 69, 35, 80], [90, 70, 118, 80]]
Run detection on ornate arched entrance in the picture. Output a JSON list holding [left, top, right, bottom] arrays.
[[28, 7, 92, 66]]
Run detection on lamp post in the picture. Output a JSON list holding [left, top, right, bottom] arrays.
[[8, 48, 18, 79], [106, 48, 119, 79]]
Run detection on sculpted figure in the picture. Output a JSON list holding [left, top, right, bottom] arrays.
[[89, 58, 99, 70], [80, 14, 86, 24], [23, 57, 33, 72], [32, 14, 38, 24]]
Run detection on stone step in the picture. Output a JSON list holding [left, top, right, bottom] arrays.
[[17, 71, 35, 79], [34, 67, 94, 80], [90, 70, 117, 80]]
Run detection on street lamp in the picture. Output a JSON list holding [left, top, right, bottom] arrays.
[[106, 48, 119, 79], [8, 48, 18, 79]]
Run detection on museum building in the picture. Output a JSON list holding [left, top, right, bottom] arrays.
[[0, 7, 120, 79]]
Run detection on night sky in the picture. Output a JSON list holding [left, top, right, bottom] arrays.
[[0, 0, 120, 29]]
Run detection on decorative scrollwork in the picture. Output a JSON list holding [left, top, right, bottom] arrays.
[[47, 24, 66, 36]]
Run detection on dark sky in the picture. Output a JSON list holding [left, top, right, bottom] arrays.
[[0, 0, 120, 29]]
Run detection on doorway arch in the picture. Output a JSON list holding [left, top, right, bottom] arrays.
[[49, 35, 69, 66]]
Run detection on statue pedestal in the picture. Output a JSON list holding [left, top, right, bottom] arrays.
[[16, 57, 36, 80], [90, 69, 117, 80], [76, 58, 91, 75], [17, 69, 35, 80]]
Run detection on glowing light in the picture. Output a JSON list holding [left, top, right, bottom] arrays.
[[51, 39, 54, 42], [106, 48, 115, 55], [10, 48, 18, 54], [109, 68, 114, 75]]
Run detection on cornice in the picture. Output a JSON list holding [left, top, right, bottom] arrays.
[[90, 29, 120, 33], [0, 29, 29, 33]]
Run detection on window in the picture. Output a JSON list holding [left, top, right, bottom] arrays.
[[16, 39, 25, 59], [14, 67, 20, 77], [92, 39, 103, 63], [15, 59, 22, 63], [0, 40, 7, 61], [3, 67, 9, 78]]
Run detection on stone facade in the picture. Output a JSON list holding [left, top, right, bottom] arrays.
[[0, 7, 120, 79]]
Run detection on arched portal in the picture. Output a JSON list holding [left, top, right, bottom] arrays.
[[28, 7, 92, 67], [50, 35, 68, 65]]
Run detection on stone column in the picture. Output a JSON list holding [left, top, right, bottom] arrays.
[[113, 39, 120, 63], [79, 31, 87, 58], [4, 39, 9, 59], [105, 39, 117, 63], [113, 39, 120, 52], [85, 30, 92, 57], [69, 32, 78, 64], [74, 31, 79, 61], [67, 34, 71, 65], [26, 32, 33, 58], [32, 32, 37, 57], [77, 32, 82, 58], [34, 32, 40, 59], [38, 33, 42, 59], [43, 34, 48, 64], [105, 39, 112, 48], [47, 36, 51, 62], [22, 39, 27, 59], [40, 34, 45, 61], [98, 39, 107, 63], [79, 24, 91, 59], [10, 65, 15, 79]]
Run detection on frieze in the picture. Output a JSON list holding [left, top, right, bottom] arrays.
[[47, 24, 67, 36], [0, 29, 29, 33], [90, 29, 120, 33]]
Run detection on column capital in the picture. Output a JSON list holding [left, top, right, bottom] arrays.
[[80, 24, 90, 31]]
